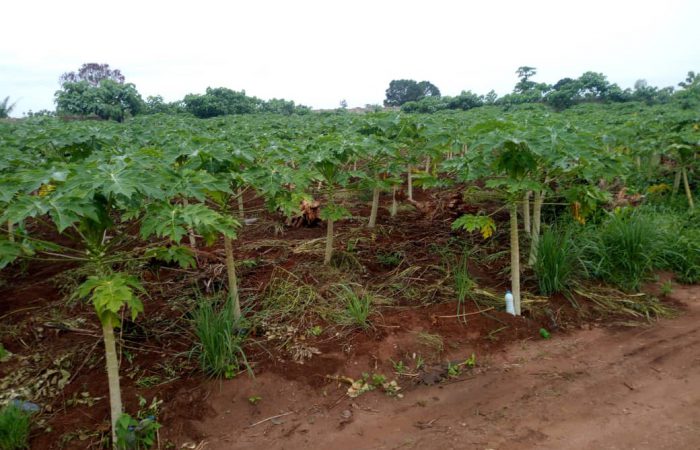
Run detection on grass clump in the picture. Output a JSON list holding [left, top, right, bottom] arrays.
[[0, 404, 32, 450], [192, 296, 249, 378], [534, 229, 577, 295], [578, 211, 660, 291], [334, 285, 373, 329]]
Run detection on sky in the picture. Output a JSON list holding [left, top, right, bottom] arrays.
[[1, 0, 699, 116]]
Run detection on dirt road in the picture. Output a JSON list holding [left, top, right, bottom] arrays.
[[189, 282, 700, 450]]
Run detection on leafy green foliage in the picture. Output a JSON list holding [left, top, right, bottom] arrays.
[[78, 273, 145, 328], [140, 202, 238, 245], [384, 79, 440, 107], [144, 245, 196, 269], [55, 80, 144, 121]]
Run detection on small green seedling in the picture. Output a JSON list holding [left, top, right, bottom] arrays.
[[248, 395, 262, 405], [660, 280, 673, 297], [391, 359, 407, 374], [539, 328, 551, 339], [463, 353, 476, 368], [447, 362, 461, 377], [308, 325, 323, 336]]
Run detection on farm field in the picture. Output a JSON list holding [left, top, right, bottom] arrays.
[[0, 100, 698, 449]]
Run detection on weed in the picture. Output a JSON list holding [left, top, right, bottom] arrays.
[[453, 250, 476, 323], [578, 210, 660, 291], [463, 353, 477, 368], [376, 251, 403, 267], [308, 325, 323, 336], [247, 396, 262, 405], [192, 295, 250, 378], [534, 229, 577, 295], [660, 280, 673, 296], [416, 332, 444, 354], [0, 343, 9, 361], [391, 359, 407, 374], [539, 328, 551, 339], [135, 375, 161, 388], [415, 355, 425, 370], [335, 285, 373, 329], [0, 404, 32, 450], [447, 362, 461, 377]]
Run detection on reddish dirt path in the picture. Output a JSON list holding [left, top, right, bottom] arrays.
[[183, 282, 700, 450]]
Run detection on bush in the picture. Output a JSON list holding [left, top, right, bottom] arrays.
[[0, 404, 32, 450], [192, 296, 249, 378], [534, 229, 577, 295]]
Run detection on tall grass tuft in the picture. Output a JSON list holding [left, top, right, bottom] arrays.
[[192, 296, 249, 378], [454, 251, 476, 322], [0, 404, 32, 450], [534, 229, 577, 295], [579, 211, 660, 292], [335, 285, 373, 329]]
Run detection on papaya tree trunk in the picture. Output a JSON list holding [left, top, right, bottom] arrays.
[[7, 221, 14, 243], [672, 169, 681, 196], [223, 235, 241, 321], [528, 190, 544, 266], [406, 164, 413, 201], [390, 186, 398, 217], [523, 191, 531, 235], [682, 167, 695, 210], [424, 156, 430, 173], [237, 188, 245, 220], [510, 203, 521, 316], [324, 218, 334, 265], [368, 187, 380, 228], [102, 322, 122, 448], [182, 198, 197, 249]]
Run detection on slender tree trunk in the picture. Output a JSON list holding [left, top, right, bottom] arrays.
[[353, 160, 357, 171], [390, 186, 398, 217], [672, 169, 681, 196], [237, 188, 245, 220], [510, 203, 521, 316], [102, 323, 122, 448], [528, 190, 544, 266], [523, 191, 531, 235], [407, 164, 413, 201], [181, 198, 197, 249], [635, 156, 641, 170], [223, 235, 241, 321], [7, 221, 14, 243], [368, 187, 380, 228], [682, 167, 695, 210], [324, 218, 334, 265], [424, 156, 430, 173]]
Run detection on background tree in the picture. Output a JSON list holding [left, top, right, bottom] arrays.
[[384, 79, 440, 106], [59, 63, 125, 87], [183, 87, 261, 118], [55, 80, 144, 121], [0, 96, 17, 118]]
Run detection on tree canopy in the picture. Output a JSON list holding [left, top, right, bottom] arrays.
[[384, 79, 441, 106]]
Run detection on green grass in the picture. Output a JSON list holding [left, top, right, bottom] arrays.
[[534, 229, 577, 295], [192, 296, 250, 378], [335, 285, 373, 329], [0, 404, 32, 450], [578, 210, 660, 291]]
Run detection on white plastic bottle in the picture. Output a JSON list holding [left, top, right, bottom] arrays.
[[505, 290, 515, 315]]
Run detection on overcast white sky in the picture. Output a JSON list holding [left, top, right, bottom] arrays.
[[2, 0, 699, 116]]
